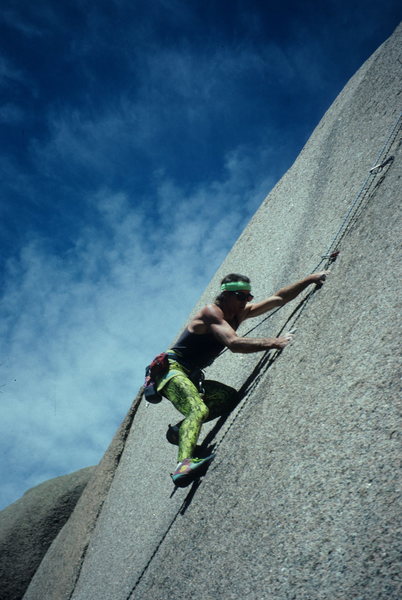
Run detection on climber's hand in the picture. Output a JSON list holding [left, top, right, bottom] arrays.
[[271, 333, 294, 349], [310, 270, 330, 284]]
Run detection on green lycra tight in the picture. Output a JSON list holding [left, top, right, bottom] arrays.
[[162, 373, 239, 461]]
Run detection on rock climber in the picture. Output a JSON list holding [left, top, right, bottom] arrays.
[[154, 271, 329, 485]]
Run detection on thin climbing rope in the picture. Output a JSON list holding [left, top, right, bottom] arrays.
[[233, 111, 402, 342], [316, 111, 401, 268], [213, 111, 401, 447]]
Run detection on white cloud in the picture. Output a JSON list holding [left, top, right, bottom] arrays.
[[0, 8, 302, 508], [29, 34, 303, 180], [0, 142, 275, 508]]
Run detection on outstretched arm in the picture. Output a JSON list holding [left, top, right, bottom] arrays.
[[243, 271, 329, 319], [205, 306, 293, 353]]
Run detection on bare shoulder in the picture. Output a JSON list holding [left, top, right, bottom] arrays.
[[200, 303, 225, 324], [188, 304, 224, 334]]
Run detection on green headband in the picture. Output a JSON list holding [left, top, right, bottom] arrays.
[[220, 281, 251, 292]]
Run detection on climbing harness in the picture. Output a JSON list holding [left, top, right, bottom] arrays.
[[144, 353, 169, 403], [144, 351, 206, 404]]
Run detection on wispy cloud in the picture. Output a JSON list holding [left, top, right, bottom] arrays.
[[2, 0, 400, 511], [0, 56, 28, 88], [1, 9, 44, 37], [1, 2, 65, 38], [0, 103, 25, 123], [0, 28, 317, 509], [0, 142, 273, 508]]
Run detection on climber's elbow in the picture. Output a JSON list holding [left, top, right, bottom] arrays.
[[226, 337, 246, 353]]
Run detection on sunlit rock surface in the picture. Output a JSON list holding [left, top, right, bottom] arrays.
[[24, 23, 401, 600]]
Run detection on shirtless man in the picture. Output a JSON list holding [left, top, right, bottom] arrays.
[[154, 271, 328, 485]]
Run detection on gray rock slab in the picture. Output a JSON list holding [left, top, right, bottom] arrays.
[[69, 397, 194, 600], [132, 134, 402, 600], [0, 465, 95, 600], [23, 22, 402, 600]]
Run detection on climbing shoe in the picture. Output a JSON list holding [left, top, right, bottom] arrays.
[[171, 455, 215, 487], [166, 423, 180, 446]]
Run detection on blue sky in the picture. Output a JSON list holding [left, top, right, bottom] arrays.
[[1, 1, 401, 509]]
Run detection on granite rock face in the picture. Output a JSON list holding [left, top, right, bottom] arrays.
[[24, 23, 401, 600], [0, 466, 95, 600]]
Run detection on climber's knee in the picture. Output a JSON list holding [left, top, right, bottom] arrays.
[[199, 402, 209, 422]]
